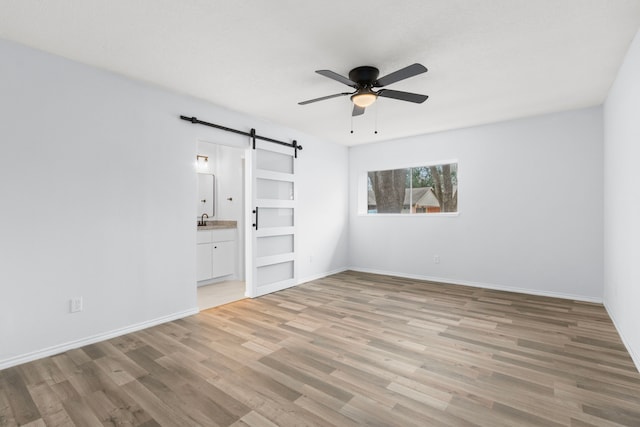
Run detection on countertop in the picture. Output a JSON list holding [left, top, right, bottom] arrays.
[[197, 220, 237, 230]]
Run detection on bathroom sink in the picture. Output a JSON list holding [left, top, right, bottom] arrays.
[[197, 220, 237, 230]]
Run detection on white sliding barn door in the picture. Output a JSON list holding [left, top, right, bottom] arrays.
[[247, 140, 297, 297]]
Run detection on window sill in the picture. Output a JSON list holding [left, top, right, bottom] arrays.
[[357, 212, 459, 217]]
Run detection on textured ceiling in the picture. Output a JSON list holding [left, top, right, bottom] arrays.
[[1, 0, 639, 145]]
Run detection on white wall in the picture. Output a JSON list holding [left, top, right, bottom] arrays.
[[0, 38, 349, 368], [603, 28, 640, 370], [295, 133, 350, 284], [213, 145, 245, 223], [349, 107, 604, 301]]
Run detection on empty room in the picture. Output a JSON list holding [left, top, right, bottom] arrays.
[[1, 1, 640, 426]]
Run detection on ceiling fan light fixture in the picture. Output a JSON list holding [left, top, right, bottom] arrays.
[[351, 91, 377, 108]]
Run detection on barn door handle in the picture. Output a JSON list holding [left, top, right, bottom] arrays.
[[252, 207, 259, 230]]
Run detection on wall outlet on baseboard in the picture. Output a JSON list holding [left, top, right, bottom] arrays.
[[433, 255, 440, 264], [70, 297, 83, 313]]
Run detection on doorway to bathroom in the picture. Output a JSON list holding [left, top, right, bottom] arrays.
[[195, 140, 247, 310]]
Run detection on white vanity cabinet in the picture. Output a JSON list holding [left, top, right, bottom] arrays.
[[196, 241, 213, 282], [196, 228, 236, 282]]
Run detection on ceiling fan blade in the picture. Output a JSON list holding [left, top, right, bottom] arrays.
[[352, 105, 365, 116], [377, 89, 428, 104], [374, 63, 428, 87], [298, 92, 351, 105], [316, 70, 357, 87]]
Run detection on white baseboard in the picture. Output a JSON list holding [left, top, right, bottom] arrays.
[[603, 302, 640, 373], [0, 307, 199, 370], [255, 278, 298, 297], [348, 266, 603, 303], [297, 267, 349, 286], [245, 267, 350, 298]]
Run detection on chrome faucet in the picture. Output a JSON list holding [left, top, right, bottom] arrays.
[[199, 213, 209, 226]]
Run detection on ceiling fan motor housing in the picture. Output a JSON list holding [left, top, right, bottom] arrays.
[[349, 66, 379, 87]]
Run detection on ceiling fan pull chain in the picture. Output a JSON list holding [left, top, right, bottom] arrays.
[[350, 110, 354, 134], [374, 102, 378, 135]]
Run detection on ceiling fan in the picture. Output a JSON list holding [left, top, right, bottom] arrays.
[[298, 63, 429, 116]]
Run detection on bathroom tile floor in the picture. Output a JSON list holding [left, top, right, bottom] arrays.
[[197, 280, 245, 310]]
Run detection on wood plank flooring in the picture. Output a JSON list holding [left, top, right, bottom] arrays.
[[2, 271, 640, 426]]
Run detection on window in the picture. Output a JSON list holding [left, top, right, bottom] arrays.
[[366, 162, 458, 214]]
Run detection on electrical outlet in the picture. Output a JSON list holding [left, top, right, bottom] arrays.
[[70, 297, 83, 313], [433, 255, 440, 264]]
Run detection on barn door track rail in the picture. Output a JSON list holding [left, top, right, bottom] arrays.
[[180, 115, 302, 158]]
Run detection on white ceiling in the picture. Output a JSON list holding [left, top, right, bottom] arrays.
[[1, 1, 639, 146]]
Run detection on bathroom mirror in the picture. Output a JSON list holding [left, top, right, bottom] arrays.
[[197, 173, 215, 218]]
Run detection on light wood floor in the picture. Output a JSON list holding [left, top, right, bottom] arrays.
[[2, 271, 640, 426]]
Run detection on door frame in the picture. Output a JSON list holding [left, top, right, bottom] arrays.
[[244, 144, 255, 297]]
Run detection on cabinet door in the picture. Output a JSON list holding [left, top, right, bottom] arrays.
[[212, 240, 235, 278], [196, 243, 213, 281]]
